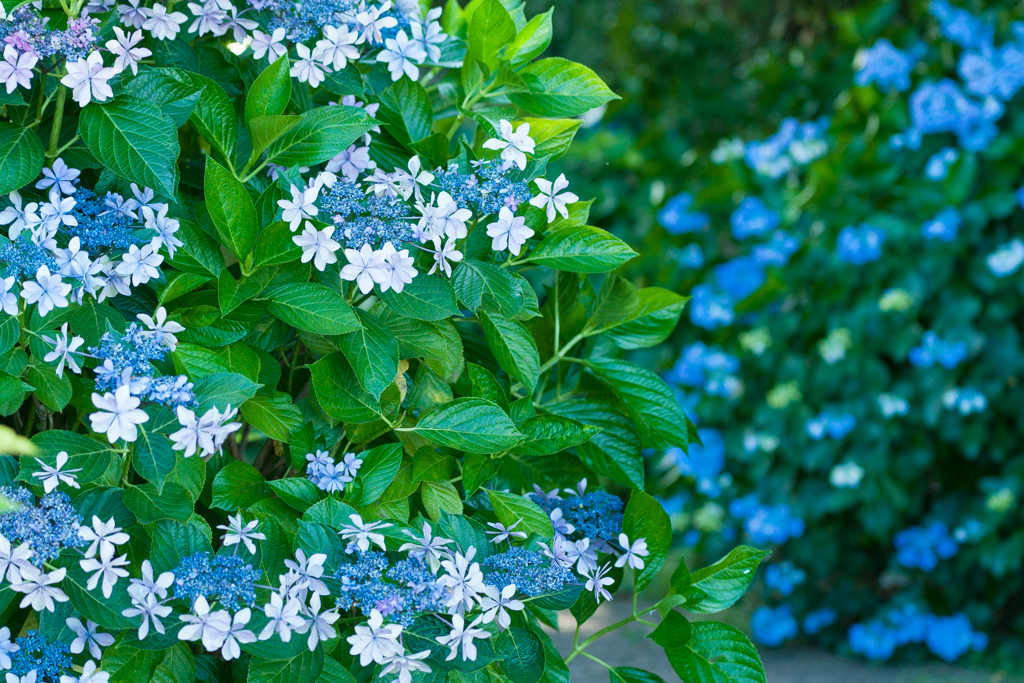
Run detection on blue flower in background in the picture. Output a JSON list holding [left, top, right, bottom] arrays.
[[806, 412, 856, 440], [657, 492, 689, 516], [930, 0, 994, 49], [677, 243, 705, 268], [850, 606, 986, 662], [856, 39, 914, 91], [890, 127, 923, 150], [849, 621, 898, 661], [924, 147, 959, 180], [689, 284, 735, 329], [837, 224, 886, 264], [803, 608, 838, 635], [745, 117, 829, 178], [764, 561, 806, 596], [909, 330, 968, 369], [668, 342, 742, 397], [986, 239, 1024, 277], [714, 255, 766, 301], [731, 197, 780, 239], [959, 43, 1024, 101], [894, 521, 958, 571], [753, 230, 799, 266], [943, 387, 987, 414], [922, 206, 960, 241], [926, 614, 988, 662], [670, 428, 726, 497], [658, 192, 710, 234], [751, 605, 799, 646], [730, 495, 805, 544], [910, 79, 1002, 151]]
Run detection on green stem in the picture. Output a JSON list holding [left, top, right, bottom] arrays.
[[46, 84, 68, 165], [565, 597, 666, 663], [53, 135, 79, 158], [241, 160, 270, 184], [580, 651, 615, 671]]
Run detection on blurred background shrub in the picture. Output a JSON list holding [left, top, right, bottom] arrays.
[[528, 0, 1024, 667]]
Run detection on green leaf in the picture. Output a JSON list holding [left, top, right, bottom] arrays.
[[379, 274, 460, 321], [133, 428, 176, 492], [266, 283, 360, 335], [421, 479, 463, 520], [529, 225, 637, 273], [585, 358, 691, 450], [511, 414, 600, 456], [26, 364, 72, 412], [0, 122, 44, 194], [70, 303, 126, 348], [339, 309, 399, 399], [28, 430, 113, 485], [468, 0, 516, 69], [487, 489, 553, 538], [604, 288, 687, 349], [267, 477, 321, 513], [192, 372, 261, 412], [467, 363, 508, 412], [247, 55, 292, 121], [516, 117, 581, 159], [545, 400, 642, 489], [309, 351, 383, 424], [126, 68, 205, 127], [0, 315, 19, 355], [347, 442, 403, 506], [376, 79, 434, 144], [506, 8, 553, 65], [648, 610, 692, 649], [254, 221, 303, 269], [123, 483, 194, 524], [587, 275, 639, 332], [205, 157, 258, 260], [266, 105, 376, 167], [79, 97, 180, 197], [495, 627, 545, 683], [211, 461, 271, 510], [240, 392, 304, 441], [170, 220, 225, 277], [480, 310, 540, 391], [666, 622, 765, 683], [684, 547, 769, 615], [413, 398, 523, 453], [100, 641, 164, 682], [452, 260, 524, 317], [150, 519, 213, 572], [65, 565, 136, 630], [507, 57, 620, 117], [168, 69, 237, 160], [623, 489, 671, 591], [249, 115, 302, 158], [247, 648, 325, 683], [609, 668, 667, 683]]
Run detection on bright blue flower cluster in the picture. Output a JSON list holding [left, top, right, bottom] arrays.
[[0, 235, 58, 281], [8, 630, 72, 681], [943, 387, 986, 414], [435, 160, 532, 216], [752, 231, 799, 266], [321, 181, 414, 252], [67, 188, 138, 252], [836, 224, 886, 264], [0, 7, 100, 61], [750, 605, 799, 646], [894, 521, 958, 571], [802, 608, 838, 635], [90, 323, 195, 408], [930, 0, 993, 49], [657, 192, 709, 234], [0, 486, 86, 565], [908, 331, 968, 369], [921, 206, 960, 241], [729, 495, 805, 545], [744, 117, 829, 179], [763, 561, 806, 596], [483, 548, 575, 597], [688, 284, 735, 329], [805, 412, 856, 440], [849, 603, 986, 662], [528, 490, 624, 543], [668, 429, 725, 498], [334, 551, 448, 626], [855, 39, 914, 91], [713, 256, 765, 301], [676, 243, 704, 268], [253, 0, 358, 42], [173, 552, 262, 610], [730, 197, 779, 240], [667, 342, 740, 397], [909, 79, 1001, 152]]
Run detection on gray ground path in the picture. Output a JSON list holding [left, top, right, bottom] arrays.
[[545, 600, 1023, 682]]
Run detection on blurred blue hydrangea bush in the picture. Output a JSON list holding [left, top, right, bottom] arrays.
[[540, 0, 1024, 666]]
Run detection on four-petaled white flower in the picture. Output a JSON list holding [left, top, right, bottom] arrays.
[[410, 15, 446, 63], [80, 543, 130, 598], [614, 533, 650, 570], [221, 6, 257, 42], [538, 534, 573, 569], [21, 265, 72, 316], [339, 514, 391, 553], [439, 547, 485, 612], [379, 649, 432, 683], [89, 385, 150, 443], [0, 625, 18, 670], [427, 236, 463, 278], [106, 27, 151, 75], [118, 0, 148, 28], [340, 243, 382, 294], [326, 145, 373, 181], [217, 514, 266, 554], [138, 306, 185, 350], [0, 191, 40, 237], [479, 584, 524, 630], [32, 451, 82, 493], [0, 45, 37, 94], [482, 120, 536, 171], [282, 548, 330, 596], [126, 559, 174, 602], [220, 608, 258, 661], [61, 659, 108, 683], [122, 592, 173, 640], [251, 28, 287, 61], [259, 591, 305, 642], [436, 614, 491, 661], [301, 593, 340, 651], [11, 565, 69, 612], [565, 537, 598, 574], [117, 238, 164, 286], [582, 562, 615, 604], [142, 3, 189, 40], [374, 242, 417, 293], [399, 522, 453, 573], [187, 0, 227, 37], [0, 534, 33, 583], [278, 184, 320, 231], [142, 204, 184, 257], [485, 519, 528, 544], [67, 618, 115, 659], [549, 507, 575, 536], [377, 29, 426, 81], [0, 276, 16, 316], [61, 52, 117, 107], [346, 609, 403, 666], [530, 174, 579, 223], [293, 222, 341, 271], [178, 595, 230, 651], [352, 0, 398, 44], [291, 43, 330, 88], [314, 25, 360, 70], [42, 322, 84, 378], [40, 188, 77, 229], [486, 206, 534, 255]]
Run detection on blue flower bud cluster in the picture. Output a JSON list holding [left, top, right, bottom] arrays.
[[744, 117, 829, 179], [0, 235, 58, 281], [750, 604, 799, 646], [90, 323, 195, 408], [893, 521, 958, 571], [908, 331, 968, 369], [855, 39, 915, 91], [657, 192, 710, 235], [67, 188, 139, 253], [483, 548, 575, 597], [0, 486, 86, 565], [527, 490, 624, 543], [320, 181, 413, 252], [435, 160, 532, 216], [666, 342, 740, 397], [173, 552, 262, 610], [0, 7, 100, 61], [836, 224, 886, 264], [254, 0, 358, 42], [8, 629, 72, 681], [849, 604, 986, 662], [333, 551, 448, 626], [763, 561, 806, 596], [729, 494, 805, 545]]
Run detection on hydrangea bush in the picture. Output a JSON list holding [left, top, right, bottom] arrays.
[[0, 0, 769, 681], [548, 0, 1024, 666]]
